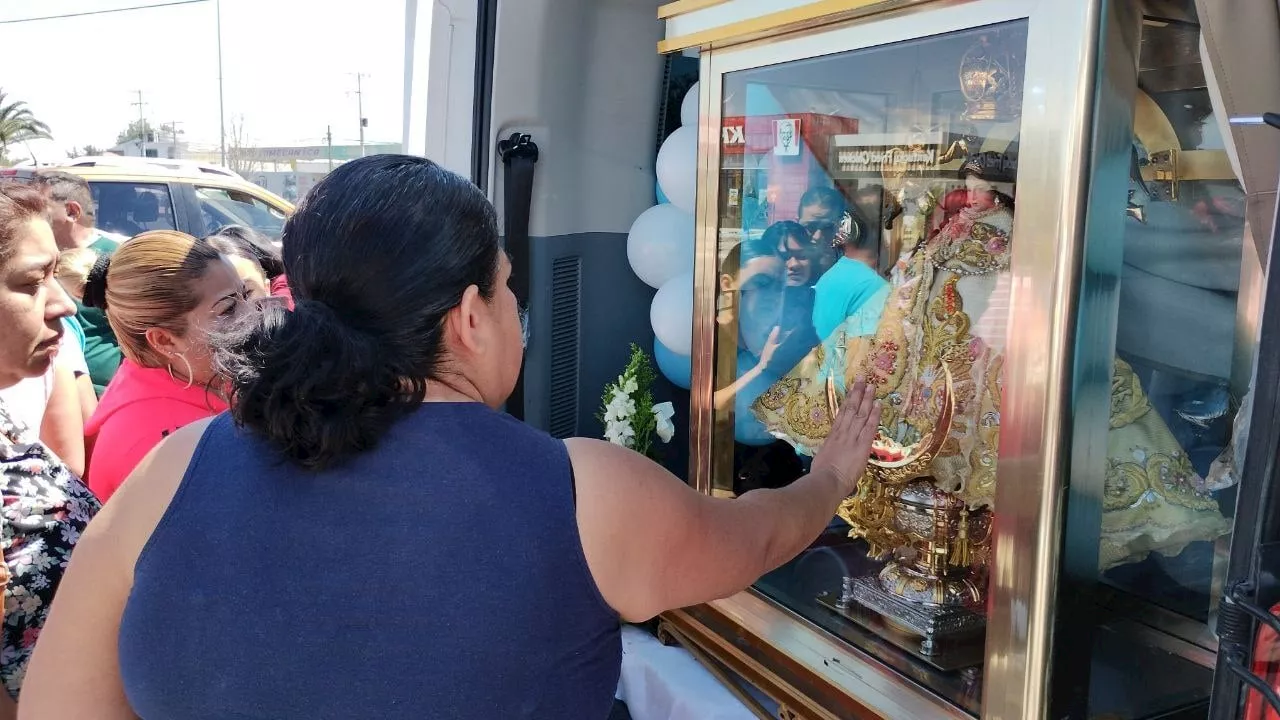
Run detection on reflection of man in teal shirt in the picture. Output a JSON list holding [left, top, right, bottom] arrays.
[[798, 188, 888, 341]]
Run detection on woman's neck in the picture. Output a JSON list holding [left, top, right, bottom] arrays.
[[423, 377, 487, 405]]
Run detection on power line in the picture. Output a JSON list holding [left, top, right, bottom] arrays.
[[0, 0, 208, 24]]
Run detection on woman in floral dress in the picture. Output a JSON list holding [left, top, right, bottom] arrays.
[[0, 185, 100, 714]]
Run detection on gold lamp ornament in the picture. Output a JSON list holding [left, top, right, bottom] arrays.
[[958, 34, 1021, 123]]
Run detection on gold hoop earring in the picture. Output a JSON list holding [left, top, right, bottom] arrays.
[[167, 353, 195, 391]]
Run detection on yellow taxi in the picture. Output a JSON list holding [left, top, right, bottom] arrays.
[[1, 159, 295, 240]]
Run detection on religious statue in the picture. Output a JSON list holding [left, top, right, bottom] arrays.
[[750, 152, 1231, 657]]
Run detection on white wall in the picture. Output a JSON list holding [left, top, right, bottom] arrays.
[[487, 0, 667, 237], [403, 0, 478, 178]]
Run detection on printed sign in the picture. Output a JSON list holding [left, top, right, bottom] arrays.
[[831, 144, 943, 178]]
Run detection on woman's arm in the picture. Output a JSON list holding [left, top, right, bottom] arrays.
[[39, 364, 85, 477], [712, 327, 783, 412], [18, 420, 208, 719], [571, 381, 878, 622], [74, 374, 97, 429]]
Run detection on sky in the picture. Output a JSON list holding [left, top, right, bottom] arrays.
[[0, 0, 406, 160]]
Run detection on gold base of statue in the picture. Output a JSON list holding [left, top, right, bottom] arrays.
[[826, 363, 992, 668], [830, 477, 990, 667]]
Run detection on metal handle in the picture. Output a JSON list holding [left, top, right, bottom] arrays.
[[1229, 112, 1280, 129]]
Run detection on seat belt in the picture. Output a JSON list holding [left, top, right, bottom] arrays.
[[497, 132, 539, 421]]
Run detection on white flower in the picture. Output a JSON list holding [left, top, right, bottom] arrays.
[[653, 402, 675, 443], [621, 377, 638, 395], [605, 418, 636, 447], [605, 388, 636, 423]]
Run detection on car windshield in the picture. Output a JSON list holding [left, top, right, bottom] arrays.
[[197, 187, 286, 239]]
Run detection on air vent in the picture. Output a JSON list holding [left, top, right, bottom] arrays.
[[547, 256, 582, 439]]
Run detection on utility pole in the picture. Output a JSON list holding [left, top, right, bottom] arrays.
[[326, 125, 334, 172], [354, 72, 368, 157], [216, 0, 226, 167], [131, 90, 147, 156], [165, 121, 184, 158]]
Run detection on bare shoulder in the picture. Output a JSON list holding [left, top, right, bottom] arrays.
[[562, 436, 688, 497], [86, 416, 215, 564], [563, 436, 649, 474]]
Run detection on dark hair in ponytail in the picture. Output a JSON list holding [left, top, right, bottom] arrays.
[[215, 154, 502, 470], [82, 252, 113, 310]]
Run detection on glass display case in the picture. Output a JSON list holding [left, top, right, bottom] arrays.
[[658, 0, 1278, 718]]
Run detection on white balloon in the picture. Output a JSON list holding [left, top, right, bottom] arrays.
[[650, 271, 694, 356], [626, 204, 694, 289], [680, 81, 700, 128], [655, 126, 698, 214]]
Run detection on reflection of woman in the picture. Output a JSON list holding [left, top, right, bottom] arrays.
[[768, 220, 825, 289], [82, 232, 246, 501], [712, 238, 785, 446], [765, 221, 825, 378]]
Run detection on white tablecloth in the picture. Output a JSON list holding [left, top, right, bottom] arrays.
[[616, 625, 769, 720]]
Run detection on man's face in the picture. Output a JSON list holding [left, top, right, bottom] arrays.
[[798, 202, 841, 247], [779, 236, 813, 287]]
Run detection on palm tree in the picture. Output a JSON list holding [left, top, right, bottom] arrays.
[[0, 90, 53, 162]]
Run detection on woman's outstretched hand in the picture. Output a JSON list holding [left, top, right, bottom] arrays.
[[811, 380, 880, 497]]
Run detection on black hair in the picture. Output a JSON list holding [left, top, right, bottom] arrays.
[[739, 234, 778, 266], [215, 155, 503, 470], [205, 225, 285, 279], [82, 252, 112, 310], [797, 186, 847, 218], [762, 220, 812, 249]]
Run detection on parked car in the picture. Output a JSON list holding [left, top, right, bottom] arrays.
[[0, 161, 294, 240]]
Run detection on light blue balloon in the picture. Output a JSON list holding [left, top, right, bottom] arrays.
[[656, 180, 669, 205], [653, 338, 691, 390]]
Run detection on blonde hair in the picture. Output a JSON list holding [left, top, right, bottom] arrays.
[[82, 230, 226, 368], [56, 247, 98, 301]]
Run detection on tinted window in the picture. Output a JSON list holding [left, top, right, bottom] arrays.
[[88, 181, 177, 238]]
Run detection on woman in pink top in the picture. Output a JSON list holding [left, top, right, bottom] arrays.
[[82, 230, 248, 501]]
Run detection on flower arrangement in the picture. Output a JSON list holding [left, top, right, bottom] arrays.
[[599, 344, 675, 461]]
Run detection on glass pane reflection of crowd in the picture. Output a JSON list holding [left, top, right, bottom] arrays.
[[721, 185, 889, 495]]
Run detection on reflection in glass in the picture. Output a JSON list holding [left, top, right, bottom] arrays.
[[708, 21, 1030, 704], [1071, 7, 1248, 718]]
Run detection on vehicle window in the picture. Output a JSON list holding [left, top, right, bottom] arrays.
[[196, 186, 287, 239], [88, 182, 177, 238]]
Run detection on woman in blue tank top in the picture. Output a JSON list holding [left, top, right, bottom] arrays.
[[19, 155, 880, 720]]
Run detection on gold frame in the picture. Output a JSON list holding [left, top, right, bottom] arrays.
[[678, 0, 1106, 717], [658, 0, 731, 21], [659, 0, 927, 54]]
